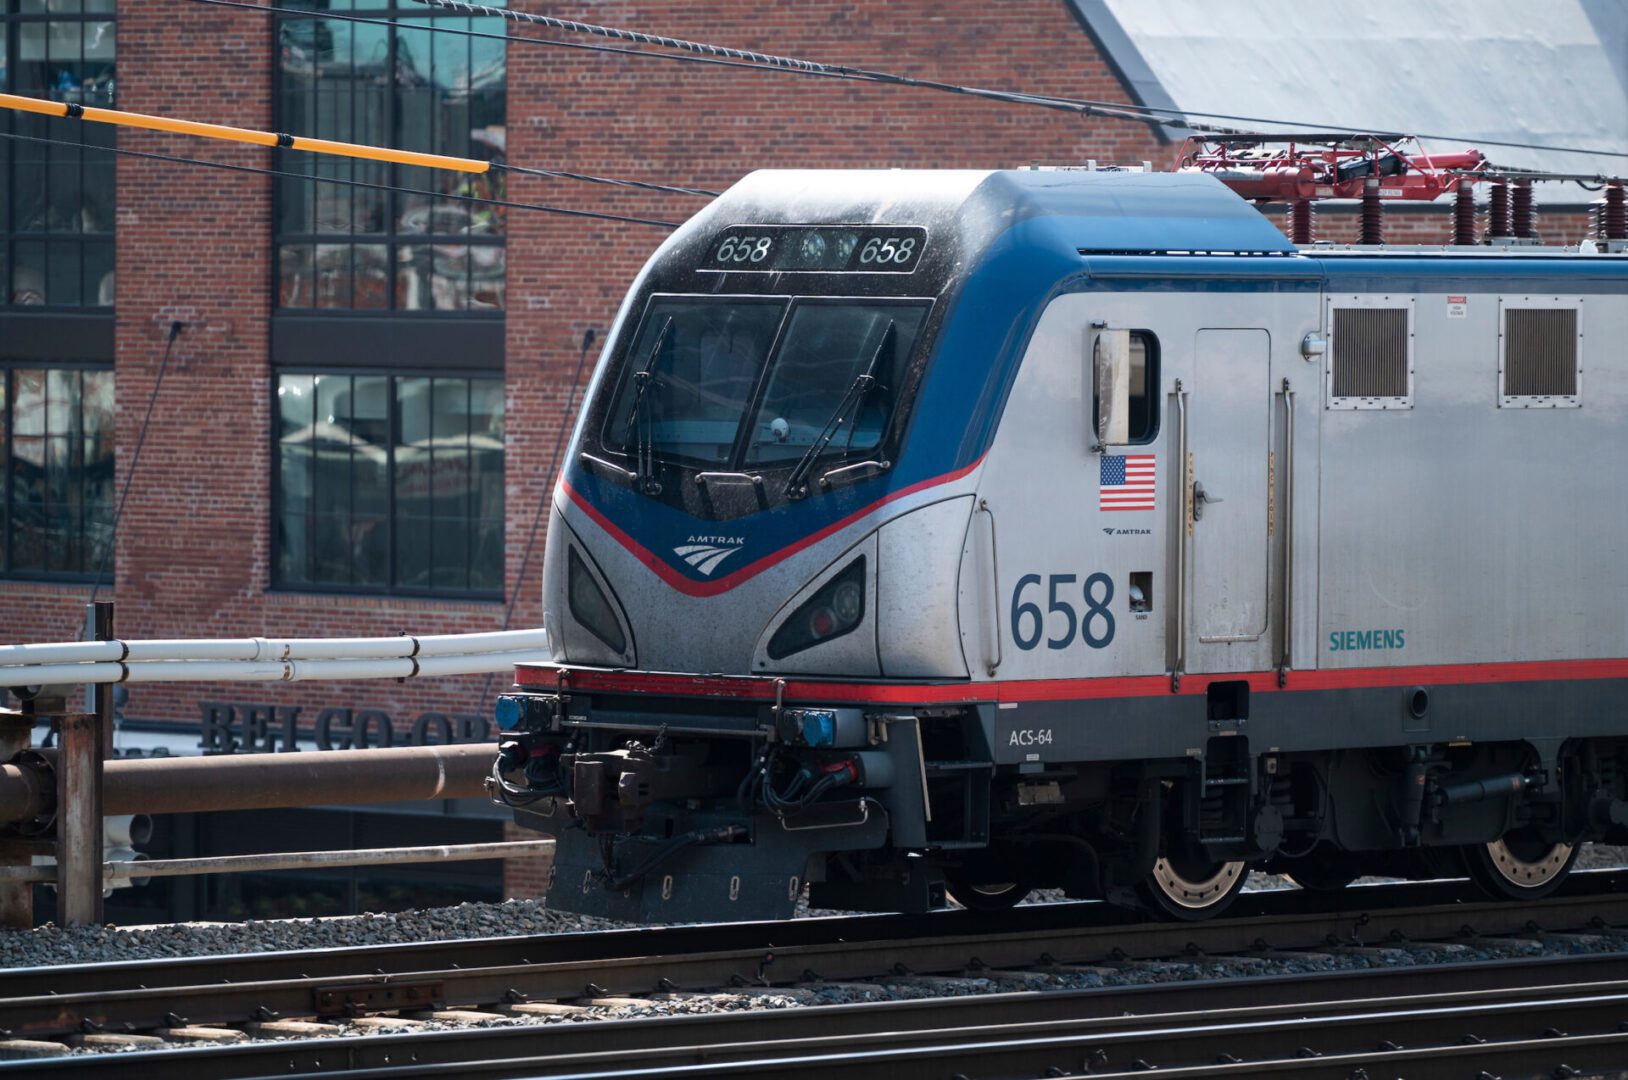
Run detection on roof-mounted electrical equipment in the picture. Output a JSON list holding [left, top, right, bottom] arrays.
[[1176, 132, 1627, 251]]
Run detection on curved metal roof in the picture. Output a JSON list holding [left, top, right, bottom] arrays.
[[1074, 0, 1628, 200]]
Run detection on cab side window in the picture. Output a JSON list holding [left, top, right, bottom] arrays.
[[1092, 331, 1160, 444]]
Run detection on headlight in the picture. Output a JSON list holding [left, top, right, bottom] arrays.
[[568, 546, 627, 654], [767, 557, 866, 660]]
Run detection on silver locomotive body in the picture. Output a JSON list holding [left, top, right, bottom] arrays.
[[495, 168, 1628, 921]]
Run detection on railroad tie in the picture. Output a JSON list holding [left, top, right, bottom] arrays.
[[0, 1040, 71, 1060], [245, 1020, 345, 1037], [154, 1026, 249, 1044], [348, 1015, 431, 1030], [499, 1001, 593, 1016], [70, 1033, 168, 1050], [404, 1009, 503, 1024]]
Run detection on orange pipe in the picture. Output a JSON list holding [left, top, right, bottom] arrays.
[[0, 92, 490, 174]]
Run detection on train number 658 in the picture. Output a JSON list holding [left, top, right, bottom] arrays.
[[1011, 573, 1115, 651]]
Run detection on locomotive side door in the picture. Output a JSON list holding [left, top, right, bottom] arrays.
[[1187, 328, 1273, 673]]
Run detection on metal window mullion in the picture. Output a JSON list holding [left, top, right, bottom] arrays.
[[304, 377, 318, 584], [77, 370, 91, 574], [2, 370, 10, 573], [340, 374, 354, 587], [462, 377, 472, 589], [386, 374, 398, 590], [386, 15, 399, 313], [69, 368, 82, 572], [425, 375, 437, 587], [268, 373, 280, 588], [345, 19, 358, 283], [75, 13, 86, 299], [3, 32, 12, 306]]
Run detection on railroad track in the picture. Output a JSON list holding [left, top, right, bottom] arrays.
[[2, 870, 1627, 1074], [9, 955, 1628, 1077]]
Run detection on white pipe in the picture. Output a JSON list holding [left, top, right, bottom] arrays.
[[0, 628, 548, 669], [0, 649, 544, 687]]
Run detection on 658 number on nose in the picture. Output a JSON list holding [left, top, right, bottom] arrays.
[[1011, 573, 1115, 651]]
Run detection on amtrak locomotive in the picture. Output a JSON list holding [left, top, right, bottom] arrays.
[[492, 165, 1628, 921]]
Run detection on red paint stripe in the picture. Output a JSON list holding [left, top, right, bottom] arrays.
[[563, 457, 984, 598], [516, 657, 1628, 704]]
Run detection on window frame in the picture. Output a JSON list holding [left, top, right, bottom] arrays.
[[594, 293, 937, 476], [1091, 329, 1161, 446], [0, 359, 116, 583], [1498, 295, 1583, 409], [1325, 295, 1415, 411], [1, 0, 118, 312], [271, 1, 507, 316], [270, 367, 505, 600]]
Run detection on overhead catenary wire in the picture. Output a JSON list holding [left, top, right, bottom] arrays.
[[90, 319, 183, 604], [0, 89, 717, 199], [408, 0, 1158, 126], [185, 0, 888, 82], [404, 0, 1628, 163], [0, 128, 682, 229], [180, 0, 1628, 164]]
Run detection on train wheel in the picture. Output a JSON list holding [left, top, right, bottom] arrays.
[[1463, 831, 1578, 900], [946, 878, 1031, 911], [1136, 854, 1249, 920]]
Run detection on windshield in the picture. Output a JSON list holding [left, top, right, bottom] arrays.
[[744, 302, 925, 465], [601, 297, 929, 472]]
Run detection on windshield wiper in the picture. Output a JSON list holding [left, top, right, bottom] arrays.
[[621, 316, 673, 495], [782, 320, 894, 499]]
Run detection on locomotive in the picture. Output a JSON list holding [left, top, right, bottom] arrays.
[[491, 162, 1628, 922]]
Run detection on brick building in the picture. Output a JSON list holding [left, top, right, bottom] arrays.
[[0, 0, 1614, 922]]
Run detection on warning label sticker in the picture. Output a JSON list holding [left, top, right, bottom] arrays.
[[1447, 295, 1468, 319]]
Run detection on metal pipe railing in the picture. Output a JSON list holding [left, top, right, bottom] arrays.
[[0, 628, 547, 668], [0, 618, 545, 927], [0, 839, 555, 884], [0, 648, 545, 687], [0, 627, 548, 691], [0, 742, 497, 821]]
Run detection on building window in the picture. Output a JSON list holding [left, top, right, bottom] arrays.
[[1, 1, 117, 310], [274, 2, 507, 312], [1, 365, 114, 578], [276, 372, 503, 596]]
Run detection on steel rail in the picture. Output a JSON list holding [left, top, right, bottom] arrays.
[[6, 870, 1626, 1000], [3, 873, 1626, 1041], [12, 960, 1628, 1077]]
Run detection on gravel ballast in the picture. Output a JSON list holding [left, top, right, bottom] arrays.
[[3, 845, 1624, 970]]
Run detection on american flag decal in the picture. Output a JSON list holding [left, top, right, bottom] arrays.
[[1100, 454, 1155, 511]]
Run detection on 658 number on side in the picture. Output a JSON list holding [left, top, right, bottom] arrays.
[[1011, 573, 1115, 650]]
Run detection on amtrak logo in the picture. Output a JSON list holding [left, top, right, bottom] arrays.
[[673, 536, 746, 577]]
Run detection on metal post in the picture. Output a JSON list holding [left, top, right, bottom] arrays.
[[55, 708, 104, 926], [0, 707, 32, 929]]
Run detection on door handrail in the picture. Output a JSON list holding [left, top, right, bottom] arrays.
[[1278, 377, 1295, 686], [1171, 379, 1187, 693]]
